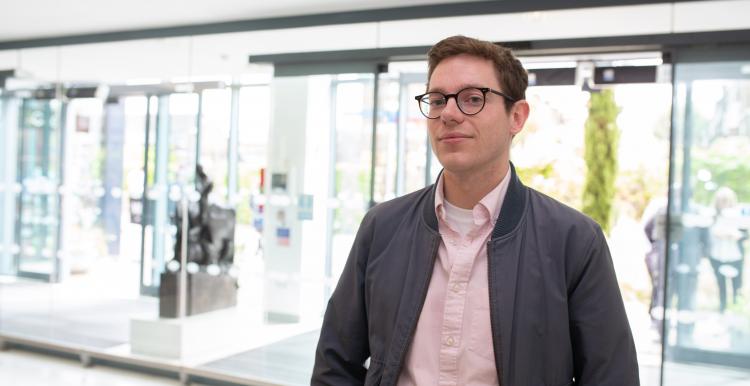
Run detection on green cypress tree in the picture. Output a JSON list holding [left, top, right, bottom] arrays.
[[582, 89, 620, 234]]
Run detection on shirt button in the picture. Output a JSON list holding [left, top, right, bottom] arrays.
[[452, 283, 461, 292], [446, 336, 455, 346]]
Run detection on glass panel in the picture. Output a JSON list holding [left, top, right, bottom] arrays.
[[404, 81, 431, 192], [167, 93, 198, 187], [516, 80, 672, 385], [0, 91, 16, 277], [16, 97, 63, 280], [192, 74, 374, 385], [198, 88, 231, 203], [235, 85, 270, 317], [61, 98, 107, 278], [373, 71, 430, 202], [121, 96, 148, 294], [373, 76, 398, 203], [330, 77, 374, 285], [664, 61, 750, 384], [140, 93, 198, 293], [44, 95, 155, 348]]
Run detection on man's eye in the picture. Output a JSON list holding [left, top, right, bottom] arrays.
[[430, 99, 446, 107], [463, 95, 483, 105]]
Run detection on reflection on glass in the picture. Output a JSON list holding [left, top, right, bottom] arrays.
[[121, 96, 148, 294], [62, 98, 107, 276], [330, 77, 373, 283], [236, 85, 270, 314], [142, 93, 198, 292], [404, 82, 430, 193], [167, 93, 198, 187], [373, 77, 398, 203], [16, 98, 62, 279], [664, 61, 750, 382], [199, 89, 230, 203], [0, 93, 10, 276], [374, 74, 430, 201], [516, 82, 672, 385]]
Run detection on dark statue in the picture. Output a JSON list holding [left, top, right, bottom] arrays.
[[172, 165, 236, 267], [159, 165, 238, 318]]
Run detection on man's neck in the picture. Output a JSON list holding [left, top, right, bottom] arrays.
[[442, 162, 509, 209]]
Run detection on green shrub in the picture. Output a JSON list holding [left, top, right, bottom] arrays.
[[582, 89, 620, 234]]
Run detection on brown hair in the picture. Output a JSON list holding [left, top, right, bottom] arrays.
[[427, 35, 528, 108]]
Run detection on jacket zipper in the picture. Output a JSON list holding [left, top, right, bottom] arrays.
[[487, 240, 504, 385], [391, 235, 441, 384]]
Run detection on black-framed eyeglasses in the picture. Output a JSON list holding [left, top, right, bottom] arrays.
[[414, 87, 517, 119]]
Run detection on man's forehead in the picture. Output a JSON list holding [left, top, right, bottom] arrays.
[[426, 83, 486, 93], [427, 57, 501, 91]]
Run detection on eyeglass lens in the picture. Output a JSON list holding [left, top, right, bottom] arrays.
[[418, 88, 487, 118]]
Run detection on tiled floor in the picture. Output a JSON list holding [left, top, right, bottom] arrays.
[[0, 348, 204, 386], [3, 329, 750, 386], [200, 331, 318, 385], [2, 271, 750, 386], [663, 362, 750, 386]]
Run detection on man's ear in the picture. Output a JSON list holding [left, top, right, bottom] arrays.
[[508, 100, 530, 137]]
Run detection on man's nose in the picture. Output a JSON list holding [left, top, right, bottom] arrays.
[[440, 96, 462, 122]]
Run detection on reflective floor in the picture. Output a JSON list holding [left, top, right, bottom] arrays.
[[0, 348, 208, 386], [1, 267, 749, 386], [2, 336, 749, 386]]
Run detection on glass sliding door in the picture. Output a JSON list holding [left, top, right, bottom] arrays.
[[139, 92, 199, 295], [61, 97, 109, 279], [327, 76, 375, 287], [118, 95, 150, 296], [15, 95, 65, 282], [663, 59, 750, 384], [400, 76, 433, 192], [234, 84, 270, 317], [372, 71, 431, 205], [257, 70, 378, 327], [0, 90, 18, 276], [197, 88, 231, 203], [372, 74, 398, 203]]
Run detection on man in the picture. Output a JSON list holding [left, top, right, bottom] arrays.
[[312, 35, 639, 386]]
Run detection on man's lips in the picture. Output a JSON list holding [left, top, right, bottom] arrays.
[[439, 133, 472, 142]]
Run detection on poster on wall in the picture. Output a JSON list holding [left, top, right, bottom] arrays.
[[276, 209, 290, 246], [276, 227, 290, 246]]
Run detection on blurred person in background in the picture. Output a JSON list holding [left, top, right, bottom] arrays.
[[643, 198, 668, 334], [708, 187, 747, 312]]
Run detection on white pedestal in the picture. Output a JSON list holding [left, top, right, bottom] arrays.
[[130, 308, 247, 359]]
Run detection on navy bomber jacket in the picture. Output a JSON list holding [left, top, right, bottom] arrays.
[[312, 164, 639, 386]]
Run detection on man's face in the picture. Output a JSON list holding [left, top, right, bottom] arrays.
[[427, 54, 528, 177]]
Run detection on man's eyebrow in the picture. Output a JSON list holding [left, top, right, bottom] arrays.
[[426, 84, 485, 93]]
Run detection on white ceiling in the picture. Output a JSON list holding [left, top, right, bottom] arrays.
[[2, 0, 748, 85], [0, 0, 480, 41]]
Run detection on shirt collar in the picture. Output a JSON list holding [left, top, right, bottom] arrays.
[[434, 165, 512, 227]]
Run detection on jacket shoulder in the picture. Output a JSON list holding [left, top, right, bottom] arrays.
[[367, 185, 432, 220], [357, 185, 433, 244], [526, 188, 603, 238]]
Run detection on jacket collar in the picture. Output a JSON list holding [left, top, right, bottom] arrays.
[[423, 162, 527, 240]]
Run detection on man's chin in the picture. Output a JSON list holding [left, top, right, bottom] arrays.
[[439, 161, 474, 175], [439, 157, 505, 178]]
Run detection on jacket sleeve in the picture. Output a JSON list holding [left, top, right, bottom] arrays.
[[568, 225, 640, 386], [311, 211, 375, 385]]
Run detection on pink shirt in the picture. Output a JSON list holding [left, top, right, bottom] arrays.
[[397, 167, 511, 386]]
